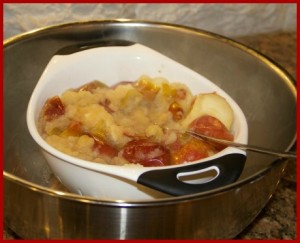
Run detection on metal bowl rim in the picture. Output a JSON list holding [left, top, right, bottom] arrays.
[[3, 158, 287, 207]]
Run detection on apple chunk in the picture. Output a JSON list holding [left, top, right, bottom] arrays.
[[181, 93, 234, 130]]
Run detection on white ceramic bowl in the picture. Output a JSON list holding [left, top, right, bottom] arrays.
[[27, 41, 248, 200]]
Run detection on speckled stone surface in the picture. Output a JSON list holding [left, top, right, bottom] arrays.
[[3, 4, 296, 39], [3, 32, 296, 240]]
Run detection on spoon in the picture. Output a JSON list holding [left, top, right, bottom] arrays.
[[186, 131, 296, 159]]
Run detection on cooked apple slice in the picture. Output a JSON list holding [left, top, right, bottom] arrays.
[[181, 93, 234, 130]]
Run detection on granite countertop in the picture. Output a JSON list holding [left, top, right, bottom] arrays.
[[3, 32, 296, 240]]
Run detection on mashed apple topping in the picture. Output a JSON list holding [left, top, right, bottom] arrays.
[[38, 75, 234, 167]]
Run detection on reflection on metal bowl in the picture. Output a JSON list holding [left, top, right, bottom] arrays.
[[4, 20, 296, 239]]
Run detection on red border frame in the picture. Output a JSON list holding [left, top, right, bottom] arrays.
[[2, 1, 298, 242]]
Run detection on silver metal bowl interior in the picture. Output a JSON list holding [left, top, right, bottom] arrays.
[[4, 20, 296, 239]]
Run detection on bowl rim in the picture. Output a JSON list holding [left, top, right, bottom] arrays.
[[4, 19, 297, 205], [3, 158, 286, 206]]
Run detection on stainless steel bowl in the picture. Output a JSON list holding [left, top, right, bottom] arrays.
[[4, 20, 296, 239]]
